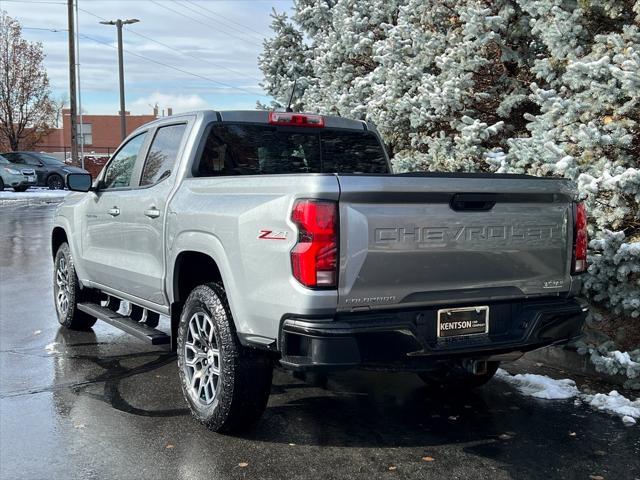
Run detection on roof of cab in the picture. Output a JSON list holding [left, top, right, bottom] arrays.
[[138, 109, 369, 132]]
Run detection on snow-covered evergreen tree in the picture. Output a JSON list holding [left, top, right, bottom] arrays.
[[259, 0, 640, 356]]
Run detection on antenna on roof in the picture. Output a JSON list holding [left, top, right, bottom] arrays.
[[285, 78, 298, 113]]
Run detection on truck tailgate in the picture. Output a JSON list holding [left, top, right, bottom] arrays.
[[336, 174, 577, 312]]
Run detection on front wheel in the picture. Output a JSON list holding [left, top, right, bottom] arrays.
[[53, 242, 97, 330], [177, 283, 273, 432], [418, 361, 500, 391], [47, 174, 64, 190]]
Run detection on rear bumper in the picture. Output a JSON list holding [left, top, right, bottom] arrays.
[[279, 297, 588, 371]]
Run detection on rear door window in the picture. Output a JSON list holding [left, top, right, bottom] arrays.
[[196, 124, 388, 176], [140, 124, 187, 186]]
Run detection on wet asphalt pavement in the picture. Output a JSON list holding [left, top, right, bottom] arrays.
[[0, 203, 639, 480]]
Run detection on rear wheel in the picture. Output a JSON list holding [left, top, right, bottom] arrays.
[[47, 174, 64, 190], [53, 242, 97, 330], [418, 361, 500, 391], [177, 283, 273, 432]]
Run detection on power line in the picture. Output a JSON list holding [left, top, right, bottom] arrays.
[[23, 26, 68, 32], [78, 32, 262, 96], [78, 6, 261, 83], [148, 0, 262, 49], [179, 0, 265, 41], [1, 0, 65, 4], [183, 0, 266, 39]]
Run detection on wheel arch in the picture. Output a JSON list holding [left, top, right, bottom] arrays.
[[167, 231, 243, 350], [51, 226, 68, 259]]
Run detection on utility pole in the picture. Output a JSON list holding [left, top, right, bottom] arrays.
[[67, 0, 78, 164], [74, 0, 84, 169], [100, 18, 139, 141]]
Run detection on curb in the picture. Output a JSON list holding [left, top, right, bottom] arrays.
[[525, 346, 629, 387]]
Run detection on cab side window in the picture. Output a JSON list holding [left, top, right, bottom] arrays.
[[102, 133, 146, 189], [140, 124, 187, 186]]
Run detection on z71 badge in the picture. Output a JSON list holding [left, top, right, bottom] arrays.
[[258, 230, 288, 240]]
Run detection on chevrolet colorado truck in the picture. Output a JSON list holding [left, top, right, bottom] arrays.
[[52, 110, 588, 432]]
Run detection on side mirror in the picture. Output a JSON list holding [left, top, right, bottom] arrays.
[[67, 172, 93, 192]]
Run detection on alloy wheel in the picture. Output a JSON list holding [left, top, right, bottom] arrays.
[[55, 256, 70, 316], [183, 311, 221, 405]]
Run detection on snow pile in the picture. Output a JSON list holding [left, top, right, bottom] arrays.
[[0, 187, 71, 198], [583, 391, 640, 426], [496, 369, 640, 426], [495, 369, 579, 400]]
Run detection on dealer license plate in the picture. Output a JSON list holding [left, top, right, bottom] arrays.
[[437, 306, 489, 338]]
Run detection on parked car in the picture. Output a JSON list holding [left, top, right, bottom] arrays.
[[1, 151, 88, 189], [0, 154, 37, 192], [52, 110, 588, 432]]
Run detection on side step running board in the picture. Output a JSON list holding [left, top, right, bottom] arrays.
[[78, 302, 170, 345]]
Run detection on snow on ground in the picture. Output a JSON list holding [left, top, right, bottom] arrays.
[[496, 368, 640, 426], [584, 391, 640, 426], [494, 369, 580, 399], [0, 187, 71, 204]]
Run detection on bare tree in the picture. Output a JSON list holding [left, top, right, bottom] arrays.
[[0, 11, 58, 151]]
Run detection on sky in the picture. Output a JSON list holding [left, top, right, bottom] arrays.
[[0, 0, 293, 115]]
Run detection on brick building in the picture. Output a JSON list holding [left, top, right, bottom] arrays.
[[36, 108, 159, 156]]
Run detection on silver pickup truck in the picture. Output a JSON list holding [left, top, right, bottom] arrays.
[[52, 110, 588, 431]]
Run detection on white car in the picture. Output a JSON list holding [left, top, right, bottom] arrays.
[[0, 154, 36, 192]]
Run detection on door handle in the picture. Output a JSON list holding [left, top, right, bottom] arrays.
[[144, 208, 161, 219], [108, 207, 120, 217]]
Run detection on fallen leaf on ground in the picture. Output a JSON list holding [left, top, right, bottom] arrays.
[[388, 465, 397, 471], [448, 415, 459, 421], [238, 462, 249, 468], [422, 456, 435, 462], [165, 444, 174, 449], [569, 432, 577, 437], [288, 443, 296, 446], [589, 476, 604, 480], [498, 434, 512, 440], [33, 330, 42, 335]]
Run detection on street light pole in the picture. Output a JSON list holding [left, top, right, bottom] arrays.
[[100, 18, 139, 141]]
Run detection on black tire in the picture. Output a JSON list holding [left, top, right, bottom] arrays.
[[13, 186, 28, 192], [47, 174, 64, 190], [177, 283, 273, 432], [53, 242, 97, 330], [418, 361, 500, 391], [0, 177, 5, 191]]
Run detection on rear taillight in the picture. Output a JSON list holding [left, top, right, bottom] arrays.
[[572, 202, 587, 273], [290, 199, 338, 288], [269, 112, 325, 128]]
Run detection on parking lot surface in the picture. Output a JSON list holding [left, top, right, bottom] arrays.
[[1, 204, 638, 479]]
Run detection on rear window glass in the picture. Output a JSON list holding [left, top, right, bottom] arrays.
[[197, 124, 388, 176]]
